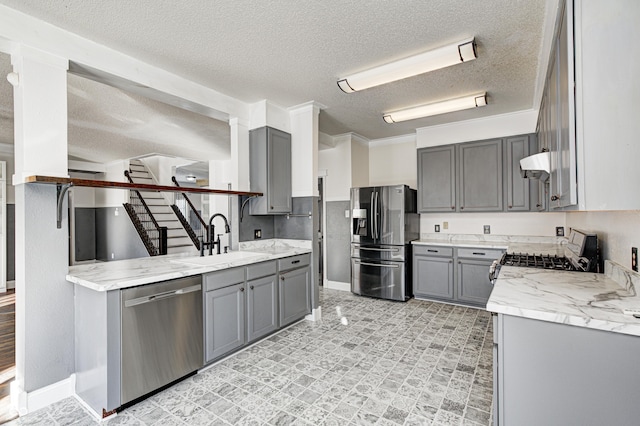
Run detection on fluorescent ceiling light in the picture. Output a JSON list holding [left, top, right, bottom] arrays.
[[338, 37, 477, 93], [383, 93, 487, 123]]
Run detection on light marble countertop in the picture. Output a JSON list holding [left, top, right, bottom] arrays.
[[487, 260, 640, 337], [412, 233, 566, 256], [67, 239, 311, 292]]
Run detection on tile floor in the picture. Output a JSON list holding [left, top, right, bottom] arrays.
[[6, 288, 494, 425]]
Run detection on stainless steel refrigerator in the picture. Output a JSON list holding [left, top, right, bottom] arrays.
[[351, 185, 419, 301]]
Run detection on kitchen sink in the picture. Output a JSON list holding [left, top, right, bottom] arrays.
[[170, 251, 266, 267]]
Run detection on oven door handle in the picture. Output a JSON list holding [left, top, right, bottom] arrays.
[[355, 261, 399, 269]]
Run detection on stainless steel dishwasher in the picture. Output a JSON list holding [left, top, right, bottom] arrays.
[[120, 275, 203, 405]]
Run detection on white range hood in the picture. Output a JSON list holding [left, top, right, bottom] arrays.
[[519, 152, 550, 181]]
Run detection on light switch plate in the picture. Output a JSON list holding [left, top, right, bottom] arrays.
[[443, 221, 448, 230], [483, 225, 490, 234]]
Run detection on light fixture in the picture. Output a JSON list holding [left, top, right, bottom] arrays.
[[337, 37, 477, 93], [383, 93, 487, 123], [185, 175, 197, 182]]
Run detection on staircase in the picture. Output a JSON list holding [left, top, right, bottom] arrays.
[[127, 159, 198, 255]]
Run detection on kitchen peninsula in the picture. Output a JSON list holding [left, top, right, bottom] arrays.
[[488, 260, 640, 425], [68, 240, 312, 418]]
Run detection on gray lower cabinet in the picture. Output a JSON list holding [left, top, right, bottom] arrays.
[[458, 139, 503, 212], [413, 245, 503, 308], [413, 246, 454, 300], [279, 255, 311, 327], [495, 314, 640, 425], [246, 274, 278, 343], [205, 282, 245, 362]]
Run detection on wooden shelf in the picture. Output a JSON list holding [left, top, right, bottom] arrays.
[[26, 175, 263, 197]]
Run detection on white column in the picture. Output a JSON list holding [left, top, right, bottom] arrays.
[[227, 118, 251, 250], [289, 102, 322, 197], [11, 46, 73, 413]]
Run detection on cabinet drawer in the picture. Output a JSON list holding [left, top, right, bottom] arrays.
[[456, 248, 504, 260], [278, 254, 310, 272], [246, 261, 277, 281], [204, 267, 245, 292], [413, 245, 453, 257]]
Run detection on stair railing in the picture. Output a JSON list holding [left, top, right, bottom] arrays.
[[123, 170, 167, 256], [171, 176, 209, 249]]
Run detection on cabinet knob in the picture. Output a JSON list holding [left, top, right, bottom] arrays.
[[551, 195, 560, 201], [536, 203, 542, 208], [240, 287, 245, 292], [460, 206, 464, 210], [280, 276, 285, 281], [451, 206, 455, 210], [508, 205, 512, 209], [270, 206, 274, 210], [250, 285, 254, 290]]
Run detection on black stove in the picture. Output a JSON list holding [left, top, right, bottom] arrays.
[[500, 253, 576, 271], [490, 229, 600, 283]]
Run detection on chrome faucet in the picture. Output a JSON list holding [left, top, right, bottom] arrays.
[[208, 213, 230, 255]]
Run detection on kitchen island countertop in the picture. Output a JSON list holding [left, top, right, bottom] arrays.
[[67, 240, 311, 292], [487, 260, 640, 337]]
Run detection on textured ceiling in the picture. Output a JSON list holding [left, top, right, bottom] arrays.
[[0, 0, 551, 162]]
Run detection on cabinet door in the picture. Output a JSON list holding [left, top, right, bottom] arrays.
[[205, 283, 245, 363], [279, 266, 310, 327], [247, 275, 278, 343], [417, 145, 456, 212], [505, 136, 531, 211], [457, 258, 494, 307], [267, 127, 292, 213], [413, 255, 454, 300], [458, 139, 503, 212]]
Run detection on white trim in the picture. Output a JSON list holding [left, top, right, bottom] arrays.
[[324, 196, 349, 203], [324, 280, 350, 292], [73, 393, 111, 422], [369, 133, 416, 147], [305, 306, 322, 322], [13, 374, 76, 416]]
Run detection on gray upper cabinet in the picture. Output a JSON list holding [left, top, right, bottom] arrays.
[[458, 139, 503, 212], [505, 135, 539, 212], [417, 145, 456, 213], [250, 126, 292, 214], [540, 0, 577, 209]]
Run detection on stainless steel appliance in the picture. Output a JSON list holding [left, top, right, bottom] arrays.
[[351, 185, 419, 301], [489, 229, 600, 283], [121, 275, 203, 405]]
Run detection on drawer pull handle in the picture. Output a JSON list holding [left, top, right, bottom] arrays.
[[473, 252, 486, 255], [427, 249, 438, 253], [291, 260, 300, 264]]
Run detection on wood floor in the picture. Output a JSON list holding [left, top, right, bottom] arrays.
[[0, 290, 17, 424]]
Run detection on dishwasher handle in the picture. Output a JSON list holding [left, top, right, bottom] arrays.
[[124, 284, 201, 308]]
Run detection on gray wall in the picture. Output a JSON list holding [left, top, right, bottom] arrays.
[[74, 208, 96, 261], [17, 184, 74, 391], [95, 207, 148, 261], [325, 201, 351, 283], [7, 203, 14, 281], [239, 196, 314, 242]]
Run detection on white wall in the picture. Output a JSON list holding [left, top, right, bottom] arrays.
[[350, 137, 369, 189], [566, 210, 640, 268], [94, 160, 128, 207], [420, 212, 566, 237], [369, 136, 417, 189], [416, 110, 538, 148], [318, 135, 351, 201]]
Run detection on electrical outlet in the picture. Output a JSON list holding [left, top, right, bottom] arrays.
[[435, 224, 440, 232], [254, 229, 262, 239], [443, 221, 448, 230], [632, 247, 638, 272], [483, 225, 490, 235], [556, 226, 565, 237]]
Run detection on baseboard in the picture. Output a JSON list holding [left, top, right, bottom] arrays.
[[324, 280, 350, 292], [12, 374, 76, 416], [305, 306, 322, 321]]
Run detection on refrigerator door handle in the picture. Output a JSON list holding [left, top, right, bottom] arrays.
[[374, 190, 379, 240], [370, 191, 375, 239]]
